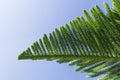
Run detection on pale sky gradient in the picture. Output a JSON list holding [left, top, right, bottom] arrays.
[[0, 0, 112, 80]]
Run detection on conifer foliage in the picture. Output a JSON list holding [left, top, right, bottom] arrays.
[[18, 0, 120, 79]]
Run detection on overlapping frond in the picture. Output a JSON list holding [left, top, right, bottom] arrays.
[[18, 0, 120, 80]]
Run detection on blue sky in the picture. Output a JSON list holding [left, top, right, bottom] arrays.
[[0, 0, 112, 80]]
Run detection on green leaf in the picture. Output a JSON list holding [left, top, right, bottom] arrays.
[[18, 0, 120, 80]]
